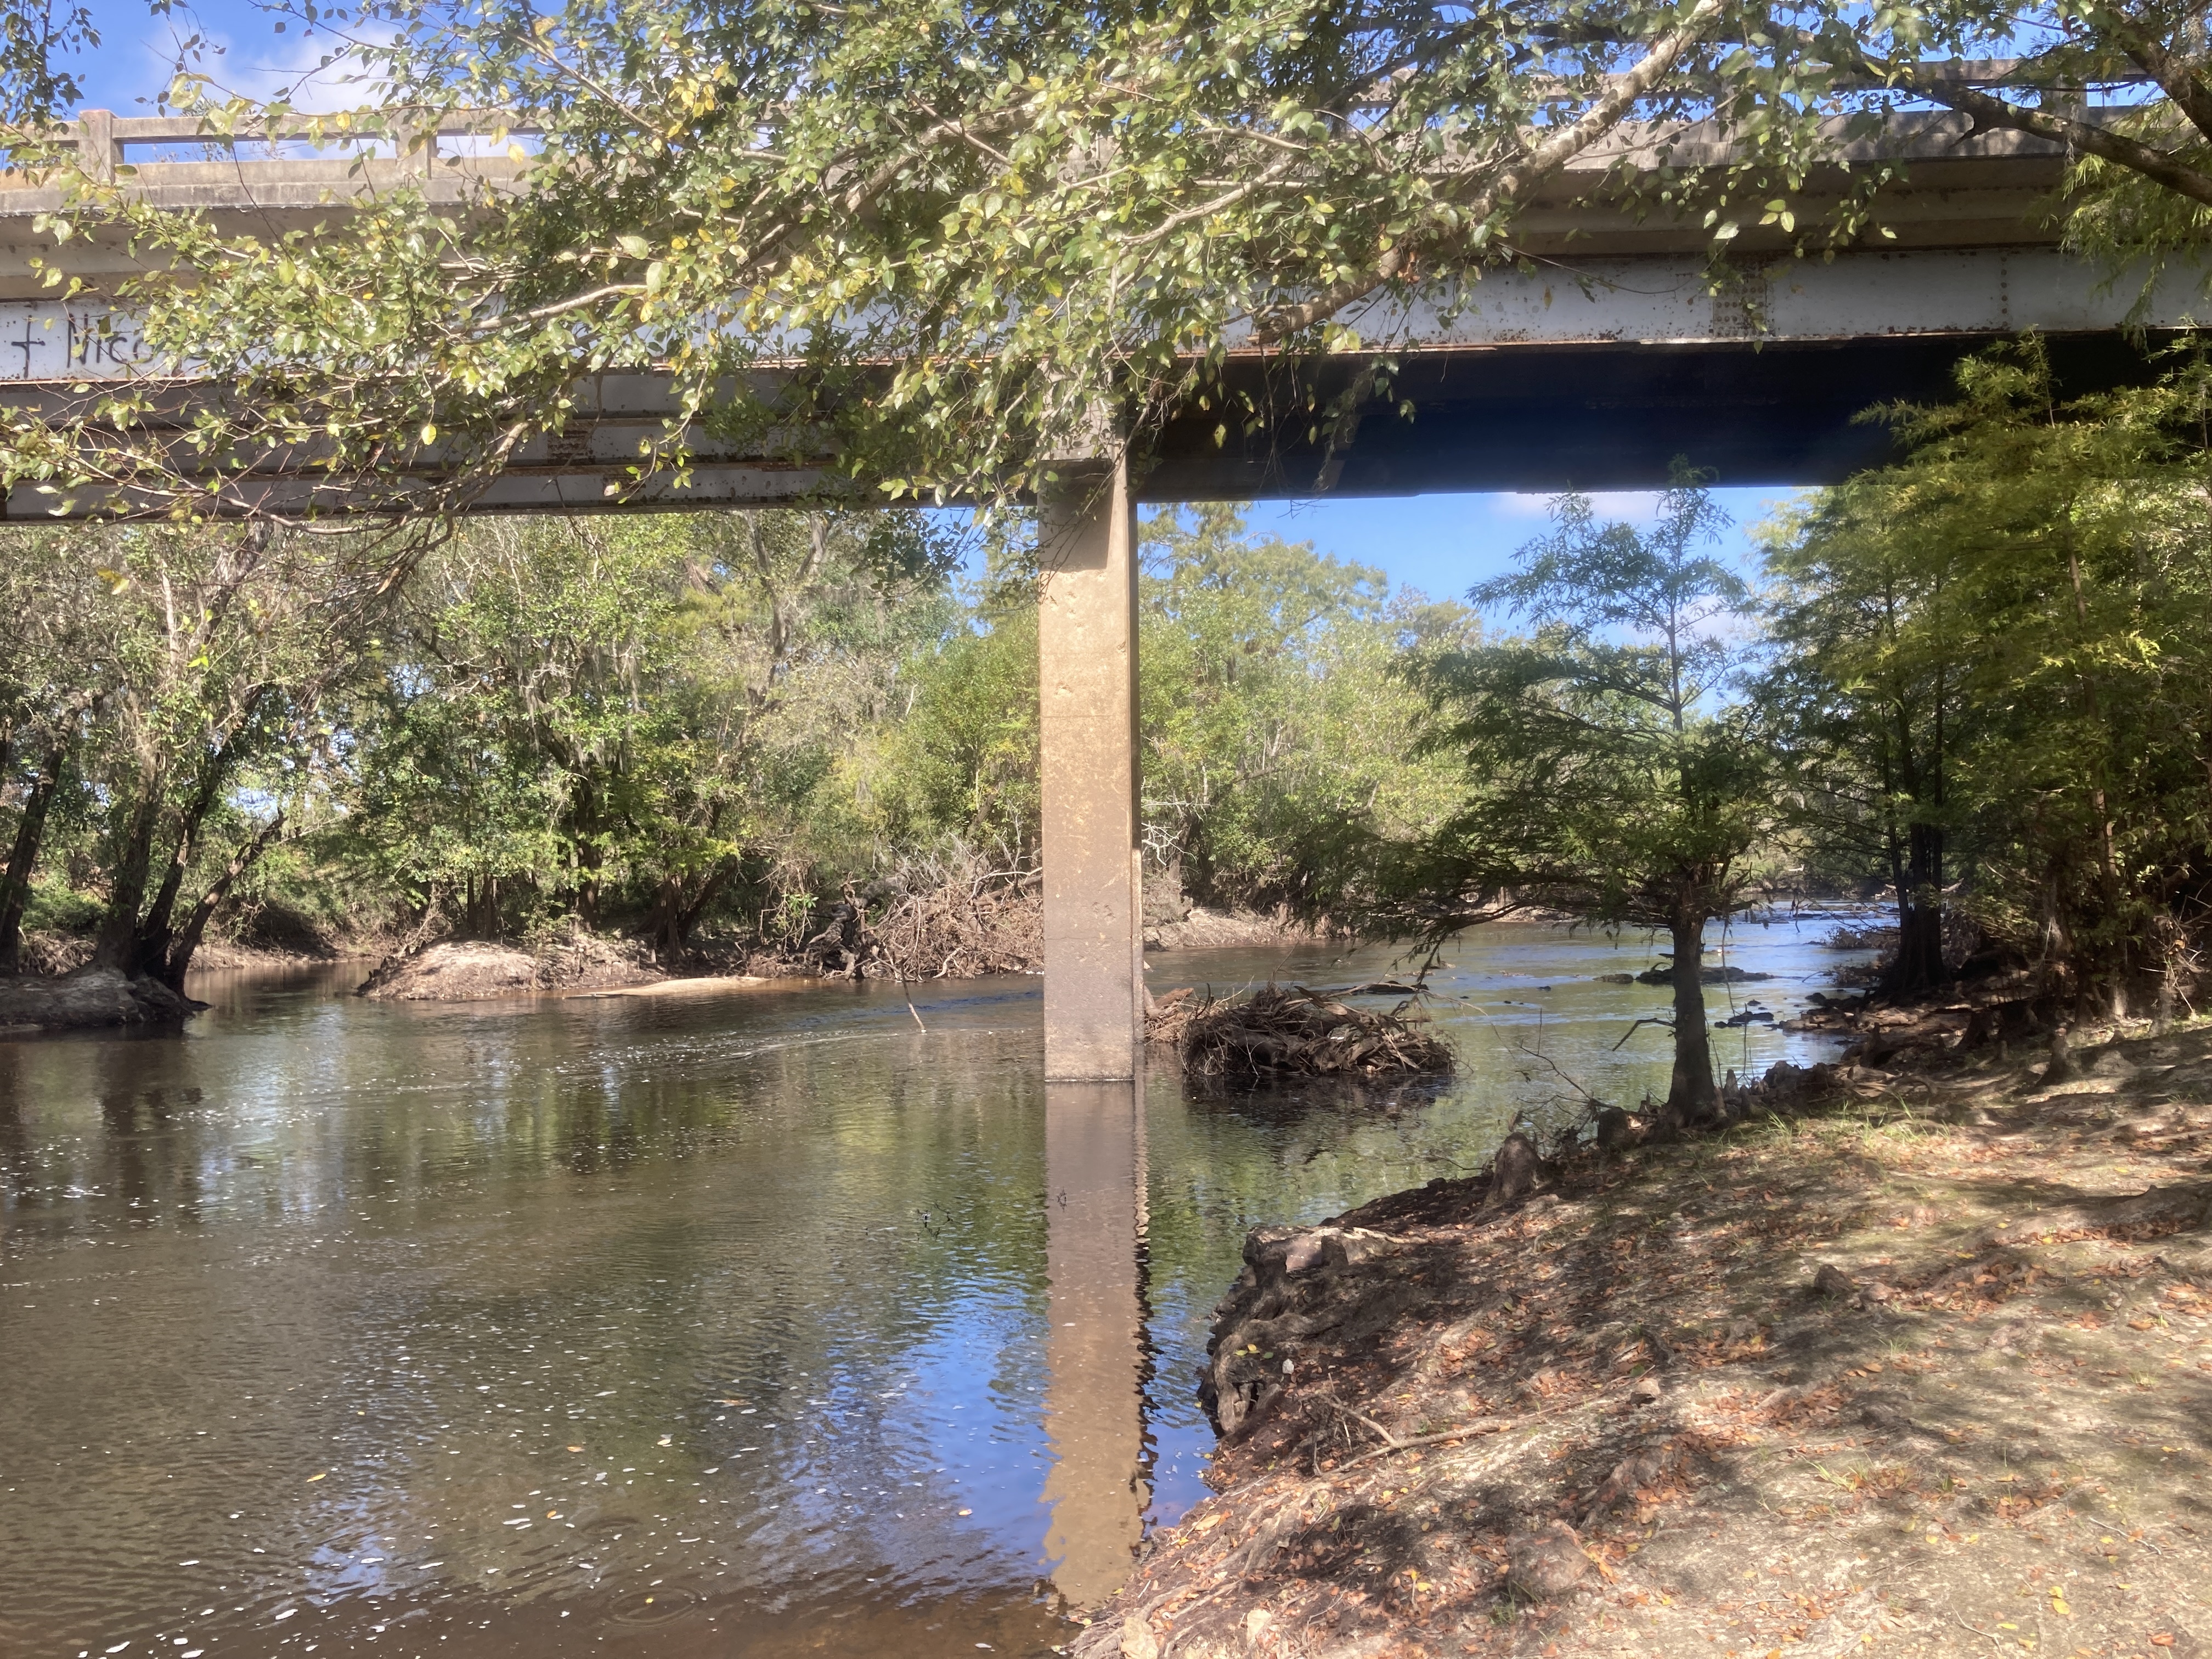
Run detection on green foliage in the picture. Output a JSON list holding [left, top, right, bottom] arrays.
[[1410, 483, 1774, 927], [0, 0, 95, 124], [1762, 342, 2212, 1001], [1762, 405, 1980, 989], [1402, 481, 1776, 1118], [20, 873, 98, 933], [862, 606, 1041, 856], [0, 518, 371, 981], [2063, 106, 2212, 318], [333, 509, 960, 945], [1139, 504, 1469, 913], [855, 504, 1464, 916]]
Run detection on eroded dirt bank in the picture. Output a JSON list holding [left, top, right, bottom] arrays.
[[0, 967, 200, 1034], [1080, 1031, 2212, 1658]]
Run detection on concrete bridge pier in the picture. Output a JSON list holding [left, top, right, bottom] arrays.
[[1039, 459, 1144, 1082], [1040, 1079, 1149, 1606]]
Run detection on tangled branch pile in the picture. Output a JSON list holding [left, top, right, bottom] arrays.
[[861, 850, 1042, 980], [1148, 984, 1454, 1081]]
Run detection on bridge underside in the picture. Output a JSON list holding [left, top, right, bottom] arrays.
[[1149, 330, 2165, 498], [1, 239, 2186, 516], [0, 327, 2165, 521]]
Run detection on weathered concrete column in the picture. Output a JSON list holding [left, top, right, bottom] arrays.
[[1039, 459, 1143, 1082], [1040, 1080, 1149, 1609]]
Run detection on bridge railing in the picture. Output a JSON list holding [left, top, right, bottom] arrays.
[[0, 103, 2081, 272], [3, 109, 536, 191]]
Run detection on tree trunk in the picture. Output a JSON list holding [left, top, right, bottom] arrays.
[[133, 774, 227, 981], [133, 699, 269, 977], [569, 777, 603, 929], [0, 743, 66, 975], [91, 788, 167, 973], [2152, 915, 2184, 1037], [156, 811, 286, 990], [1667, 907, 1719, 1124], [650, 859, 736, 958], [647, 875, 686, 959], [678, 860, 735, 945], [470, 875, 501, 939], [1883, 821, 1950, 997]]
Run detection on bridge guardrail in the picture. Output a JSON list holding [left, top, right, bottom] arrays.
[[3, 109, 537, 189]]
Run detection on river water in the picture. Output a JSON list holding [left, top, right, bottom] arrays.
[[0, 917, 1874, 1659]]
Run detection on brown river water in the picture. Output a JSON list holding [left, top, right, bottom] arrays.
[[0, 920, 1874, 1659]]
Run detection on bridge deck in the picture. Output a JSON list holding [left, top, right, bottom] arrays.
[[0, 111, 2184, 507]]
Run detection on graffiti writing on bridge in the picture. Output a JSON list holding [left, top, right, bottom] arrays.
[[2, 304, 148, 380]]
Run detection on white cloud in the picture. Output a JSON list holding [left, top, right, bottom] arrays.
[[117, 9, 392, 121], [1499, 490, 1666, 523]]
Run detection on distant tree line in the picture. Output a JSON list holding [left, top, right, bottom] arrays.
[[0, 504, 1465, 981]]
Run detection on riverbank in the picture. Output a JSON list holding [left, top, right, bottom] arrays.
[[0, 930, 381, 1035], [1082, 1029, 2212, 1658], [350, 897, 1333, 1003], [0, 966, 202, 1034], [0, 901, 1330, 1026]]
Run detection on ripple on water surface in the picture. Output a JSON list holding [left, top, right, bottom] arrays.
[[0, 919, 1868, 1657]]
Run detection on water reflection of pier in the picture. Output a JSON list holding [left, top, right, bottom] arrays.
[[1041, 1081, 1150, 1610]]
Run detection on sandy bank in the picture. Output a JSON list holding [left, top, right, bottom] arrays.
[[187, 940, 380, 972], [1081, 1030, 2212, 1658], [357, 937, 667, 1001], [571, 973, 813, 1000], [1146, 905, 1335, 952]]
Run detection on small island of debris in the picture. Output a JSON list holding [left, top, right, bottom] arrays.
[[1147, 983, 1454, 1081]]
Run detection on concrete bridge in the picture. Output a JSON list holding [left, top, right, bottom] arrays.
[[1, 109, 2195, 1079], [2, 108, 2188, 502]]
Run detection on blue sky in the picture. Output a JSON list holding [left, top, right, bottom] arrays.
[[1231, 488, 1793, 603], [74, 0, 306, 110]]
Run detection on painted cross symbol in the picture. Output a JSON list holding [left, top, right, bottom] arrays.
[[10, 316, 41, 377]]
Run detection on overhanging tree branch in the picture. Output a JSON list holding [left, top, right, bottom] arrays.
[[1250, 0, 1726, 346], [1850, 43, 2212, 208]]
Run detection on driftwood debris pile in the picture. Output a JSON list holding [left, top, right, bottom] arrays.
[[863, 867, 1041, 980], [1147, 983, 1454, 1081]]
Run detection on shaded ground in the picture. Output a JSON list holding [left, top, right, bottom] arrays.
[[1077, 1027, 2212, 1659]]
